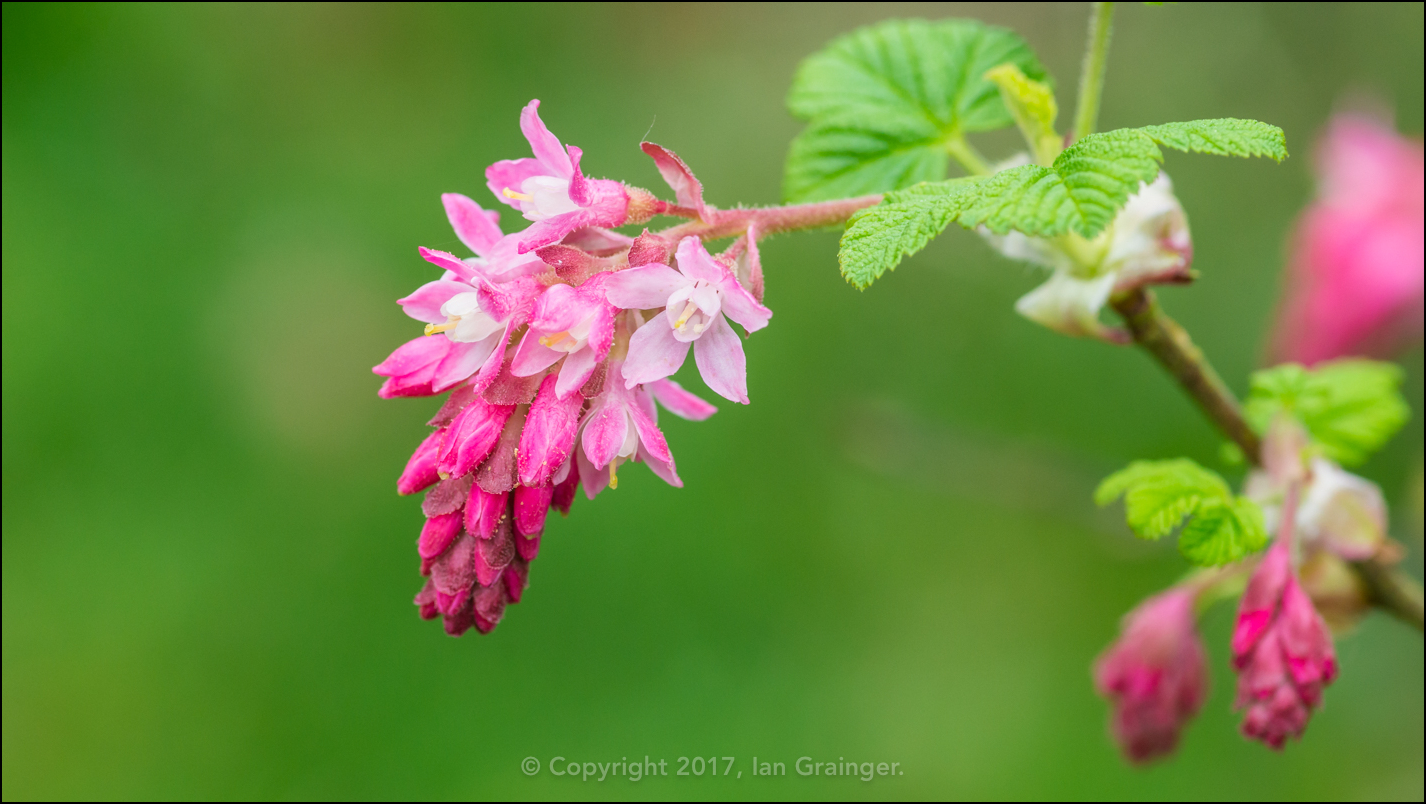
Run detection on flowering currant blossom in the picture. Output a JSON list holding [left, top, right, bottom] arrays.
[[1270, 113, 1424, 364], [983, 172, 1192, 342], [486, 99, 635, 255], [377, 100, 742, 637], [607, 236, 773, 403], [373, 196, 542, 398], [1093, 586, 1209, 764], [509, 273, 617, 399], [575, 358, 681, 497]]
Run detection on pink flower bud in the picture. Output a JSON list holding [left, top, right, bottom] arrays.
[[1093, 587, 1209, 763], [396, 429, 443, 495], [1231, 540, 1338, 749]]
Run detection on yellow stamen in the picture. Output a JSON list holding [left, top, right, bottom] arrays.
[[539, 330, 570, 347], [673, 300, 700, 329], [608, 462, 619, 490], [424, 321, 456, 336], [502, 187, 534, 202]]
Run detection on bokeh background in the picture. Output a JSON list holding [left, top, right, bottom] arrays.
[[4, 2, 1422, 800]]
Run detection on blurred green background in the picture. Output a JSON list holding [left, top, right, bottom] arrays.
[[3, 2, 1423, 800]]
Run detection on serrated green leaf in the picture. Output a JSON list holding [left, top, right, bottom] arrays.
[[837, 179, 981, 289], [1095, 458, 1265, 566], [835, 118, 1286, 288], [1245, 359, 1410, 465], [784, 19, 1049, 202], [1138, 119, 1287, 161], [1177, 497, 1269, 566]]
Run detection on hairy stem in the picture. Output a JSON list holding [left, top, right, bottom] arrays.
[[658, 195, 883, 242], [1073, 2, 1115, 142], [1110, 287, 1424, 632], [945, 134, 991, 176]]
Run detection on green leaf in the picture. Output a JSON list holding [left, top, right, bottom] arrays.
[[1176, 497, 1269, 566], [837, 179, 981, 289], [984, 63, 1060, 165], [836, 118, 1286, 288], [1245, 359, 1410, 466], [783, 19, 1049, 202], [1095, 458, 1267, 566]]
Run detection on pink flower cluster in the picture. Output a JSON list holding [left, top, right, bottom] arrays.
[[1270, 112, 1424, 364], [374, 101, 770, 635], [1094, 427, 1351, 763]]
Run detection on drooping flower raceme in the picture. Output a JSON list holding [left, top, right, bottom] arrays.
[[375, 100, 768, 636], [1093, 586, 1209, 764], [983, 172, 1192, 342], [1270, 113, 1424, 364]]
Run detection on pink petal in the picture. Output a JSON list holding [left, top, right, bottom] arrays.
[[398, 279, 472, 325], [520, 99, 574, 179], [504, 559, 530, 598], [515, 209, 600, 255], [575, 444, 608, 500], [442, 193, 504, 258], [627, 392, 673, 464], [692, 314, 749, 404], [397, 429, 444, 495], [529, 283, 585, 332], [673, 236, 725, 284], [604, 264, 688, 310], [621, 319, 690, 388], [717, 274, 773, 334], [470, 319, 518, 395], [637, 441, 683, 488], [648, 379, 717, 421], [514, 483, 554, 537], [585, 300, 616, 361], [510, 330, 566, 377], [640, 142, 711, 223], [555, 345, 597, 399], [431, 337, 498, 393], [373, 334, 447, 378], [566, 145, 591, 205], [518, 373, 585, 487], [485, 158, 550, 210], [580, 398, 628, 470], [374, 335, 447, 397], [418, 247, 480, 283]]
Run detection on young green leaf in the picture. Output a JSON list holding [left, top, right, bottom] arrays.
[[836, 118, 1286, 288], [784, 19, 1049, 202], [1095, 458, 1268, 566], [1176, 497, 1269, 566], [984, 64, 1060, 165], [1245, 359, 1410, 466]]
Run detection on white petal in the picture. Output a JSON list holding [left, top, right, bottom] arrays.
[[1013, 271, 1118, 341]]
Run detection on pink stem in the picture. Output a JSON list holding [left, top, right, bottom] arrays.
[[656, 195, 883, 242]]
